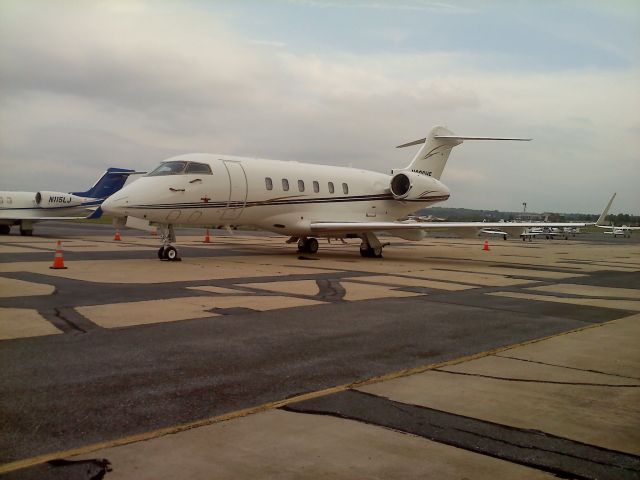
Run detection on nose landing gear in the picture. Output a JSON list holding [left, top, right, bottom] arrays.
[[157, 224, 181, 261]]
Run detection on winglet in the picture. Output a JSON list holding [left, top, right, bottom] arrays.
[[596, 193, 616, 227]]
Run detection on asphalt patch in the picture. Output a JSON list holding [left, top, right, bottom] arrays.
[[285, 389, 640, 480]]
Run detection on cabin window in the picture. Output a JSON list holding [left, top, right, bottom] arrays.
[[265, 177, 273, 190], [328, 182, 335, 194], [147, 161, 188, 176], [298, 180, 305, 192], [0, 197, 3, 204], [282, 179, 289, 191], [6, 197, 11, 204], [313, 181, 319, 193], [185, 162, 213, 174], [342, 183, 349, 194]]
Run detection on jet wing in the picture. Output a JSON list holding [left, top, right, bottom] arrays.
[[310, 221, 590, 236], [596, 225, 640, 230], [0, 214, 93, 220]]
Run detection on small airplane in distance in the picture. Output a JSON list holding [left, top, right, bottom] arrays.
[[102, 125, 595, 261], [479, 228, 509, 241], [0, 168, 138, 235], [520, 226, 568, 241], [594, 193, 639, 238]]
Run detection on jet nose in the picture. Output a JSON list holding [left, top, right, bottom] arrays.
[[101, 194, 127, 216]]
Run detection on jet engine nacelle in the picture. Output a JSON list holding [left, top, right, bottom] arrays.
[[389, 171, 444, 201], [36, 191, 85, 208]]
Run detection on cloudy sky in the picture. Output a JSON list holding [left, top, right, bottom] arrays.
[[1, 0, 638, 213]]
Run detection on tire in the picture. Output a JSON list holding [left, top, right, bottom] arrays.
[[20, 229, 33, 236], [0, 225, 10, 235], [158, 247, 166, 260], [298, 238, 307, 253], [164, 246, 178, 261], [307, 237, 319, 254], [359, 244, 381, 258]]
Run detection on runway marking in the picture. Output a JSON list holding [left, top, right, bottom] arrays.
[[0, 317, 615, 475]]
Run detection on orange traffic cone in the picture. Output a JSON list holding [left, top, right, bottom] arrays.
[[50, 241, 67, 269], [204, 229, 211, 243], [114, 229, 122, 241], [483, 240, 490, 251]]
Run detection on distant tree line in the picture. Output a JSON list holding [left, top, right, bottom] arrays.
[[418, 207, 639, 226]]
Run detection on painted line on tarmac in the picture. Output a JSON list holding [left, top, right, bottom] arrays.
[[0, 315, 623, 475]]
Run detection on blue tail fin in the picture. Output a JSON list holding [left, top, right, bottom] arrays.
[[87, 206, 104, 220], [72, 168, 136, 199]]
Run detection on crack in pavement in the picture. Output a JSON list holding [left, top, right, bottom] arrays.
[[432, 368, 640, 387], [494, 354, 640, 381]]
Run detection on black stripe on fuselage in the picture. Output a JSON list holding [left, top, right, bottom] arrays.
[[127, 193, 449, 210]]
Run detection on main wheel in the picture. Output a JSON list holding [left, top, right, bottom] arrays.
[[20, 228, 33, 236], [164, 246, 179, 261], [158, 246, 166, 259], [359, 244, 382, 258], [306, 237, 319, 254], [0, 225, 10, 235], [297, 238, 307, 253]]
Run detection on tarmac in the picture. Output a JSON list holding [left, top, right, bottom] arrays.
[[0, 222, 639, 479]]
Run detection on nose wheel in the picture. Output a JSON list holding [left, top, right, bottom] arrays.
[[158, 245, 181, 261], [157, 224, 181, 261]]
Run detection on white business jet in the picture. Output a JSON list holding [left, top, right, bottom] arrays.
[[594, 193, 638, 238], [0, 168, 137, 235], [101, 126, 592, 261]]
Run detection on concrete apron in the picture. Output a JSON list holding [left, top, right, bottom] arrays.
[[58, 313, 640, 480]]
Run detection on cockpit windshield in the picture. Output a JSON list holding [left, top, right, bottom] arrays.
[[147, 161, 212, 176]]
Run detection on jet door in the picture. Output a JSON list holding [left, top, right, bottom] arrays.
[[221, 160, 248, 220]]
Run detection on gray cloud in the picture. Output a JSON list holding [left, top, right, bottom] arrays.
[[0, 1, 638, 213]]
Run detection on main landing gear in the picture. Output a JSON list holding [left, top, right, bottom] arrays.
[[359, 232, 387, 258], [290, 232, 388, 258], [297, 237, 319, 254], [157, 224, 181, 261]]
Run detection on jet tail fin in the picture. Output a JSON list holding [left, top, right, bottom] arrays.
[[397, 126, 531, 180], [596, 193, 616, 227], [72, 167, 139, 199], [87, 206, 103, 220]]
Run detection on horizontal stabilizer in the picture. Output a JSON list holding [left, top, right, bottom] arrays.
[[397, 136, 531, 148]]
